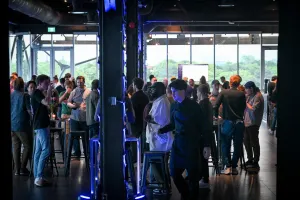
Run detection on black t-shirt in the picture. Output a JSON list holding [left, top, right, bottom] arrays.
[[214, 88, 246, 121], [267, 82, 276, 100], [131, 90, 149, 133], [222, 81, 230, 89], [31, 89, 50, 130]]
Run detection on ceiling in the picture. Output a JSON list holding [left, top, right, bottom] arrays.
[[9, 0, 278, 33]]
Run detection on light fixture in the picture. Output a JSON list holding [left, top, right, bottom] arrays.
[[79, 195, 91, 199], [84, 22, 99, 25], [218, 0, 235, 7], [68, 11, 88, 14], [135, 194, 145, 199]]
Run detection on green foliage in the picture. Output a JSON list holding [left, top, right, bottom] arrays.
[[11, 60, 98, 88], [75, 62, 98, 88], [146, 55, 277, 89]]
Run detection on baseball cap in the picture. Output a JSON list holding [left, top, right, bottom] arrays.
[[244, 81, 256, 89]]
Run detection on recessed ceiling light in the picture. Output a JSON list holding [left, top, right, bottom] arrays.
[[68, 11, 88, 14]]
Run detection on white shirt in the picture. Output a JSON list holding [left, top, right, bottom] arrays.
[[146, 94, 174, 151]]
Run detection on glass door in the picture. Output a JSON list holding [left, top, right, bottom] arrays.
[[33, 47, 73, 78], [36, 50, 51, 76], [54, 50, 71, 79], [261, 47, 278, 90]]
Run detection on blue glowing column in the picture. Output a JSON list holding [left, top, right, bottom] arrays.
[[126, 0, 138, 83], [98, 0, 127, 199]]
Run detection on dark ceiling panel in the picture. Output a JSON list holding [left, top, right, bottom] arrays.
[[8, 0, 278, 33]]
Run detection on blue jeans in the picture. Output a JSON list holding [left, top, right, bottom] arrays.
[[271, 107, 277, 131], [221, 122, 245, 168], [89, 123, 99, 139], [34, 128, 51, 179]]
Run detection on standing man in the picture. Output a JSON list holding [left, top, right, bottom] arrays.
[[31, 74, 53, 186], [86, 79, 100, 138], [67, 76, 90, 159], [159, 79, 211, 200], [267, 75, 277, 130], [214, 75, 246, 175], [187, 79, 198, 101], [130, 78, 149, 159], [243, 81, 264, 170], [142, 74, 154, 94], [220, 76, 230, 90]]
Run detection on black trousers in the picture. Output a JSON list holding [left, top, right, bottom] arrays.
[[244, 125, 260, 162], [12, 131, 33, 171], [171, 167, 199, 199]]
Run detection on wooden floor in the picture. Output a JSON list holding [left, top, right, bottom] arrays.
[[13, 122, 277, 200]]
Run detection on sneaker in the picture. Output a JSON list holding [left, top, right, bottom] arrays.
[[20, 168, 30, 176], [14, 170, 20, 176], [153, 189, 170, 195], [221, 166, 231, 175], [34, 178, 51, 187], [199, 179, 210, 188], [245, 160, 254, 168], [231, 168, 238, 175]]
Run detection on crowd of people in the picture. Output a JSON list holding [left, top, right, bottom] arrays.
[[10, 72, 99, 187], [10, 71, 277, 199], [126, 73, 277, 200]]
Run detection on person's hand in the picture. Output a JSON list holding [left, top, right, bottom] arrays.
[[48, 83, 54, 91], [66, 87, 72, 94], [203, 147, 211, 160], [73, 102, 81, 108]]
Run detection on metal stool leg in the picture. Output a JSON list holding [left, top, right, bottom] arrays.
[[141, 155, 149, 194], [64, 134, 73, 177], [82, 134, 90, 173], [126, 148, 137, 194]]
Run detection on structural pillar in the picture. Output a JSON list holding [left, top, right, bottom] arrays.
[[126, 0, 138, 84], [277, 1, 300, 199], [98, 0, 126, 199], [137, 15, 144, 78]]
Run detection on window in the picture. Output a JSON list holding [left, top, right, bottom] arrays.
[[238, 34, 261, 88], [167, 34, 190, 80], [215, 34, 238, 81], [52, 34, 73, 47], [9, 35, 17, 75], [191, 34, 214, 83], [22, 35, 31, 81], [146, 34, 167, 82], [74, 34, 98, 88], [37, 50, 51, 76], [264, 50, 278, 80]]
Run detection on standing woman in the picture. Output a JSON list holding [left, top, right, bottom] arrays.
[[11, 77, 33, 175]]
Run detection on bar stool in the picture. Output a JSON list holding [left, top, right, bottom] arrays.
[[50, 127, 64, 162], [141, 151, 171, 194], [64, 130, 89, 177]]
